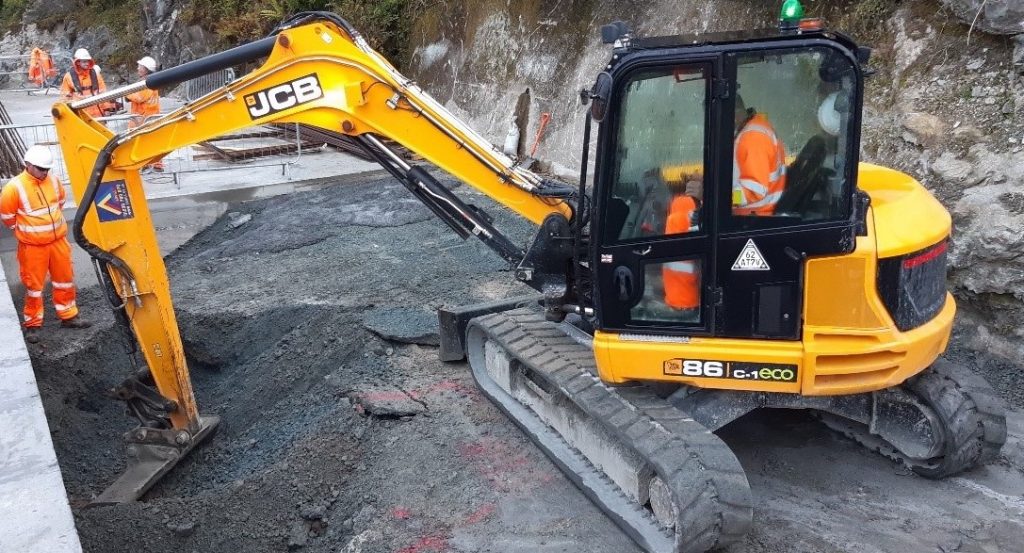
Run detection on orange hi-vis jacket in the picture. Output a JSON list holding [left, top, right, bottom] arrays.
[[28, 48, 56, 86], [1, 171, 68, 245], [662, 195, 700, 310], [60, 66, 108, 118], [126, 87, 160, 125], [732, 113, 787, 216]]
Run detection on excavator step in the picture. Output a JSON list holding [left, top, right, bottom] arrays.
[[465, 308, 752, 553]]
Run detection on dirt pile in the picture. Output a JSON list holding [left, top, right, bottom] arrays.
[[27, 174, 1024, 553]]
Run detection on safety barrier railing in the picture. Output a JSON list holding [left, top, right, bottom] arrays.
[[185, 68, 236, 102], [0, 116, 306, 186]]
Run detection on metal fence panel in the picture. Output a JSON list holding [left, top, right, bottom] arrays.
[[185, 68, 236, 102], [0, 117, 304, 186]]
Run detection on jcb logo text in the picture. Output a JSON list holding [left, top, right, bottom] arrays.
[[244, 74, 323, 119]]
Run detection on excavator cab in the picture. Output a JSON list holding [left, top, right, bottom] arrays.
[[591, 25, 865, 339]]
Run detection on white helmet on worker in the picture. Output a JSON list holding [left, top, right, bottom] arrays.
[[73, 48, 92, 61], [817, 91, 841, 137], [23, 145, 54, 169], [137, 56, 157, 73]]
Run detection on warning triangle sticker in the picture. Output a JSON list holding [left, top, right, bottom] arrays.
[[731, 239, 770, 271]]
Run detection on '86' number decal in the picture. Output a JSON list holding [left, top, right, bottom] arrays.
[[663, 359, 797, 383]]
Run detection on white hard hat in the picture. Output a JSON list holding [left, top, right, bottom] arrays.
[[817, 92, 841, 136], [73, 48, 92, 61], [24, 145, 54, 169], [137, 56, 157, 72]]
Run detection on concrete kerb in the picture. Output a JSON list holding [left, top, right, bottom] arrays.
[[0, 264, 82, 553]]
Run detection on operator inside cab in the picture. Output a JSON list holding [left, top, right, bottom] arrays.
[[662, 176, 702, 318], [731, 94, 787, 216]]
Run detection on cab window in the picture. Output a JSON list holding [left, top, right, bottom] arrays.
[[605, 66, 707, 242], [729, 46, 856, 226]]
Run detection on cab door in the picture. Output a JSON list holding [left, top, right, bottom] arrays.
[[593, 42, 863, 341], [593, 59, 721, 335], [714, 44, 862, 339]]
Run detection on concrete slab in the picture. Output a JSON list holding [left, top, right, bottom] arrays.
[[0, 265, 82, 553]]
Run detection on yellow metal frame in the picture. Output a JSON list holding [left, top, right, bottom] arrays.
[[52, 20, 571, 434], [52, 18, 957, 441]]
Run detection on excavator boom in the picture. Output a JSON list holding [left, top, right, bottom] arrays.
[[54, 12, 575, 504]]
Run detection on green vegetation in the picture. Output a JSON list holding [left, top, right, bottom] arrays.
[[182, 0, 418, 64], [1, 0, 417, 74], [838, 0, 904, 37], [0, 0, 29, 31]]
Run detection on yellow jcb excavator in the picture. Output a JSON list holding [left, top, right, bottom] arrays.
[[53, 6, 1006, 553]]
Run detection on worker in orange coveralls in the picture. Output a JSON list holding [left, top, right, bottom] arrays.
[[1, 145, 90, 344], [663, 178, 702, 314], [27, 47, 57, 88], [60, 48, 116, 118], [125, 56, 165, 172], [731, 95, 787, 216]]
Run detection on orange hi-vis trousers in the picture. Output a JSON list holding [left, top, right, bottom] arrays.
[[17, 238, 78, 327]]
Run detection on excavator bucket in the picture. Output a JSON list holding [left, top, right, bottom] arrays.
[[91, 415, 219, 505]]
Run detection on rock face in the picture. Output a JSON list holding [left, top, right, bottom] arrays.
[[403, 1, 1024, 365], [141, 0, 218, 68], [0, 0, 217, 88], [940, 0, 1024, 35]]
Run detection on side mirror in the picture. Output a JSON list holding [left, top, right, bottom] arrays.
[[589, 72, 613, 122]]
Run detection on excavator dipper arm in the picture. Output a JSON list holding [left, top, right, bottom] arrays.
[[53, 12, 574, 503]]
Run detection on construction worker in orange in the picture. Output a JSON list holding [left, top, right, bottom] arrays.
[[125, 56, 164, 172], [27, 47, 56, 88], [663, 177, 702, 313], [0, 145, 91, 344], [60, 48, 111, 118], [732, 95, 787, 216]]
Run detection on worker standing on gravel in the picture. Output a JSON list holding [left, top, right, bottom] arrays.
[[125, 56, 164, 172], [0, 145, 90, 344], [60, 48, 111, 118]]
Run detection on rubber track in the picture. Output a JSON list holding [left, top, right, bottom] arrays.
[[466, 308, 752, 553], [822, 360, 1007, 478]]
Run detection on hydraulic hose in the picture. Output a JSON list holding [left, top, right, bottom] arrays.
[[73, 137, 136, 285]]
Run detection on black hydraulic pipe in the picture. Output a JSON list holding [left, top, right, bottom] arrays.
[[354, 137, 473, 240], [355, 135, 525, 266], [145, 36, 277, 91], [75, 138, 144, 367], [404, 165, 526, 265]]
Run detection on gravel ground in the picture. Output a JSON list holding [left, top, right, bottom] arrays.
[[26, 173, 1024, 553]]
